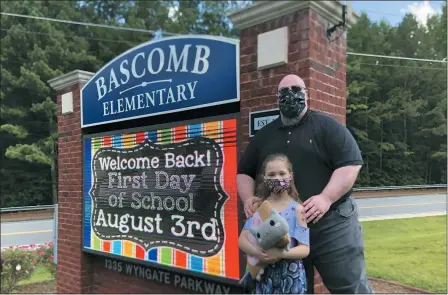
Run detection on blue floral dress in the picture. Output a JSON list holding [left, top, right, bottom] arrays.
[[242, 201, 309, 294]]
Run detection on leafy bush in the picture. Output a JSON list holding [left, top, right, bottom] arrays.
[[34, 242, 56, 278], [0, 247, 38, 293]]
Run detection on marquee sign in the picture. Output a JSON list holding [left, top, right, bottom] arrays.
[[81, 36, 239, 128], [82, 116, 241, 282]]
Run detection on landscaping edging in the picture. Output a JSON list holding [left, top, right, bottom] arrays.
[[369, 277, 435, 294]]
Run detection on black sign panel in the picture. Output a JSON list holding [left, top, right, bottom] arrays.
[[90, 137, 227, 257], [249, 108, 280, 137]]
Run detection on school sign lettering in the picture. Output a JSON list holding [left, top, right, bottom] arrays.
[[81, 36, 240, 128]]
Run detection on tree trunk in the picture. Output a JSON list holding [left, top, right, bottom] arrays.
[[428, 160, 432, 184], [379, 119, 383, 174], [51, 163, 57, 205], [404, 117, 407, 153], [366, 155, 370, 185], [365, 98, 370, 185], [50, 117, 58, 205]]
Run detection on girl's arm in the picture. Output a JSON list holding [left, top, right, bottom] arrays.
[[282, 244, 310, 260], [282, 204, 310, 260], [239, 230, 262, 257]]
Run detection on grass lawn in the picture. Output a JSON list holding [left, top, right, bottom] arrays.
[[362, 215, 447, 294], [18, 265, 53, 286]]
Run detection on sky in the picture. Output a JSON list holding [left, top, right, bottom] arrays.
[[350, 0, 446, 27]]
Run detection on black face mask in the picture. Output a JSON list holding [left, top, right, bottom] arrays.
[[278, 86, 306, 118]]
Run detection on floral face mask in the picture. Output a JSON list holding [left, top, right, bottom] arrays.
[[264, 177, 291, 194]]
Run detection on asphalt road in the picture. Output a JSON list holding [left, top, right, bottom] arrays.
[[357, 194, 446, 220], [1, 194, 446, 248], [1, 219, 54, 249]]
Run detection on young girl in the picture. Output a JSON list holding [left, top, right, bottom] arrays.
[[239, 153, 309, 294]]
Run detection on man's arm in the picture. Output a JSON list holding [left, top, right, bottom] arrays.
[[321, 116, 364, 202], [321, 165, 362, 203], [237, 137, 261, 217], [237, 137, 259, 202], [303, 116, 363, 222], [236, 174, 256, 203], [303, 118, 363, 222]]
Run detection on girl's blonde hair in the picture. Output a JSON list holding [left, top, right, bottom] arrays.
[[254, 153, 300, 202]]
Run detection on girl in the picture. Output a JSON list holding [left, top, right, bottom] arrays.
[[239, 153, 310, 294]]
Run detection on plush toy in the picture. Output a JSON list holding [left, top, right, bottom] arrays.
[[246, 200, 291, 281]]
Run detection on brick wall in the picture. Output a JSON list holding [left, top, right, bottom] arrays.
[[91, 260, 181, 294], [238, 7, 346, 294], [239, 8, 346, 152], [56, 83, 94, 294]]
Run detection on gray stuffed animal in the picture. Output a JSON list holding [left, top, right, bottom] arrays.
[[246, 201, 291, 281]]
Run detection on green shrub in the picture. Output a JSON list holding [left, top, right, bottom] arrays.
[[35, 242, 56, 278], [0, 247, 38, 293]]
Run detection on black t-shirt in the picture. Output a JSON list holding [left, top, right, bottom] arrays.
[[237, 110, 363, 208]]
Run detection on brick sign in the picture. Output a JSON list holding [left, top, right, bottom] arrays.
[[80, 36, 240, 128], [83, 116, 242, 282], [101, 257, 243, 294]]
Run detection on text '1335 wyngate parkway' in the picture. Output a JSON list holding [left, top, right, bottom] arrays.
[[81, 36, 244, 293]]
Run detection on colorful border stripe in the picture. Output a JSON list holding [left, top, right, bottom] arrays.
[[83, 139, 92, 248], [223, 119, 240, 279], [83, 119, 240, 279], [136, 245, 145, 260]]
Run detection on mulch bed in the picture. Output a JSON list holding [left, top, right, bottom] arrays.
[[10, 278, 433, 294], [368, 277, 434, 294], [13, 281, 56, 294]]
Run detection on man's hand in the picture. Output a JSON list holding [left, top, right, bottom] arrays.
[[244, 196, 261, 218], [302, 194, 332, 223]]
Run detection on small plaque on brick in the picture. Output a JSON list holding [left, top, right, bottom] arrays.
[[249, 108, 280, 137]]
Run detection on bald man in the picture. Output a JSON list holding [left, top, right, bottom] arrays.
[[237, 74, 373, 293]]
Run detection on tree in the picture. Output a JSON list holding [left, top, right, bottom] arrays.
[[346, 6, 447, 186]]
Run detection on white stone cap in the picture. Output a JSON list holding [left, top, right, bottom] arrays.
[[48, 70, 94, 92], [228, 1, 359, 31]]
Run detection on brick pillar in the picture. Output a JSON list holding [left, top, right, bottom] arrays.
[[48, 70, 95, 294], [228, 1, 357, 293]]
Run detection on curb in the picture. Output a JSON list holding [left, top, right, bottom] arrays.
[[368, 277, 435, 294], [359, 211, 447, 222], [1, 215, 54, 223], [353, 190, 446, 199], [1, 243, 46, 251]]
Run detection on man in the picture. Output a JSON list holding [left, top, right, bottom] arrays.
[[237, 74, 373, 294]]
